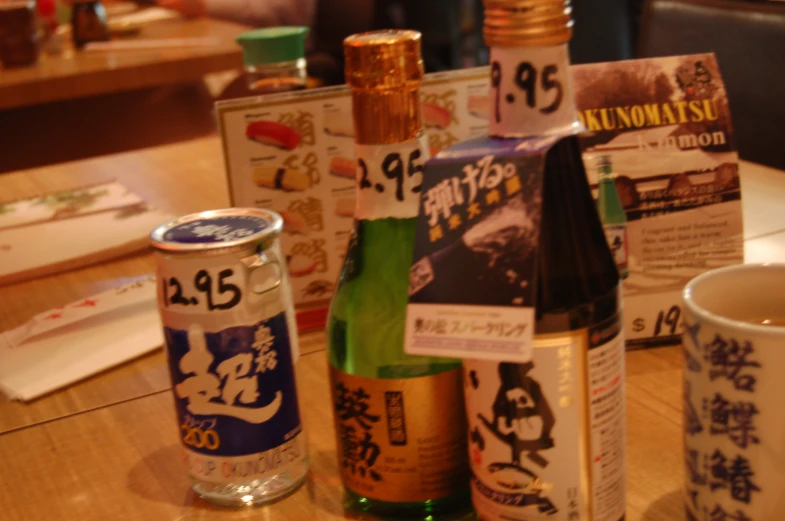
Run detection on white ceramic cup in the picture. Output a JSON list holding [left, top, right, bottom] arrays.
[[682, 263, 785, 521]]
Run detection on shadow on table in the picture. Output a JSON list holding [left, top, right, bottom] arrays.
[[640, 489, 684, 521], [127, 443, 195, 508], [304, 448, 346, 517], [127, 443, 310, 518], [0, 81, 216, 174], [127, 445, 477, 520], [306, 448, 476, 521]]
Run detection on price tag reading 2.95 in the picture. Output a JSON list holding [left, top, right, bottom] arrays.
[[358, 149, 423, 202], [161, 267, 242, 312], [354, 135, 429, 220]]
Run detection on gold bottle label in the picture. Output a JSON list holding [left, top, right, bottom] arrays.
[[329, 366, 469, 503]]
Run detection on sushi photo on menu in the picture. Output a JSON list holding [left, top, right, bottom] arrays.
[[246, 120, 302, 150]]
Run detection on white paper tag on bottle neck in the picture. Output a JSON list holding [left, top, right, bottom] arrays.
[[354, 134, 430, 220], [488, 44, 580, 137]]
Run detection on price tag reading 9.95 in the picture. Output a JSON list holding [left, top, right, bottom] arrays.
[[161, 267, 242, 312], [490, 60, 563, 124], [354, 135, 429, 220]]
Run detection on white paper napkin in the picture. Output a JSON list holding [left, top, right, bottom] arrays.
[[0, 276, 163, 401], [0, 181, 176, 286]]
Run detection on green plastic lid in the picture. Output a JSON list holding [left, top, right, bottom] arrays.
[[236, 26, 309, 65]]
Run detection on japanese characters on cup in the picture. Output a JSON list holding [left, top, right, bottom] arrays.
[[682, 264, 785, 521]]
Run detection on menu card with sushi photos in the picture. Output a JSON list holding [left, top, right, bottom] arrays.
[[217, 53, 743, 348], [216, 68, 491, 331]]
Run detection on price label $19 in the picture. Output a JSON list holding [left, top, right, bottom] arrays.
[[631, 305, 683, 339]]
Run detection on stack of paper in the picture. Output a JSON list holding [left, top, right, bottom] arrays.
[[0, 181, 175, 286], [0, 277, 164, 401]]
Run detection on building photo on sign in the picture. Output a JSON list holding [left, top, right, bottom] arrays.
[[573, 53, 742, 348]]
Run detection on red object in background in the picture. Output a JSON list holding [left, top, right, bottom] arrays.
[[36, 0, 57, 30], [296, 306, 328, 333], [36, 0, 55, 17]]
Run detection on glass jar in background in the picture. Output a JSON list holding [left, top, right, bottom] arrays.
[[0, 1, 39, 68], [235, 26, 308, 94], [71, 0, 109, 50]]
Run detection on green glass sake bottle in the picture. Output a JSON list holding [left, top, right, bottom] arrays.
[[326, 30, 470, 517], [596, 155, 629, 279]]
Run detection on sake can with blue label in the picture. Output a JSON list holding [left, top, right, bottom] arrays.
[[150, 208, 308, 506]]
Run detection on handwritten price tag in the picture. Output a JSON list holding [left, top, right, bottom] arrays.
[[489, 45, 577, 137], [354, 134, 429, 220], [624, 290, 684, 347], [160, 265, 243, 313]]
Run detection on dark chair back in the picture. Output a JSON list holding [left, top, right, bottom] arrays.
[[570, 0, 634, 64], [637, 0, 785, 169]]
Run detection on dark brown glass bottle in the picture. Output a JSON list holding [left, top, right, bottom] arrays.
[[71, 0, 109, 50], [536, 135, 619, 334], [0, 1, 39, 67], [462, 2, 626, 521]]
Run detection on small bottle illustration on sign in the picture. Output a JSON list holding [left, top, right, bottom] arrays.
[[596, 155, 629, 279]]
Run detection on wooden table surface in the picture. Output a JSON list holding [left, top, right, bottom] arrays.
[[1, 138, 784, 521], [0, 14, 247, 111]]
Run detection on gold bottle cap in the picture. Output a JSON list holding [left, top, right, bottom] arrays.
[[343, 30, 424, 92], [484, 0, 573, 48], [343, 30, 424, 144]]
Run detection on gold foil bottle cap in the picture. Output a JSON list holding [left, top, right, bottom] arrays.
[[343, 30, 424, 144], [484, 0, 573, 47], [344, 30, 424, 92]]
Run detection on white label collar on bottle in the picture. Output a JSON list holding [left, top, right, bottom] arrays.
[[488, 44, 580, 138], [354, 134, 430, 220]]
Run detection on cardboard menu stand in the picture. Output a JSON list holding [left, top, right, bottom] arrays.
[[216, 68, 491, 332], [572, 53, 742, 348], [216, 53, 743, 347]]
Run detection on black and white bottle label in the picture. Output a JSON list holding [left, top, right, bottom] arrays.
[[464, 321, 625, 521]]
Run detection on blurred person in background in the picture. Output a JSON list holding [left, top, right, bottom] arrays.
[[155, 0, 316, 28], [157, 0, 375, 87]]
